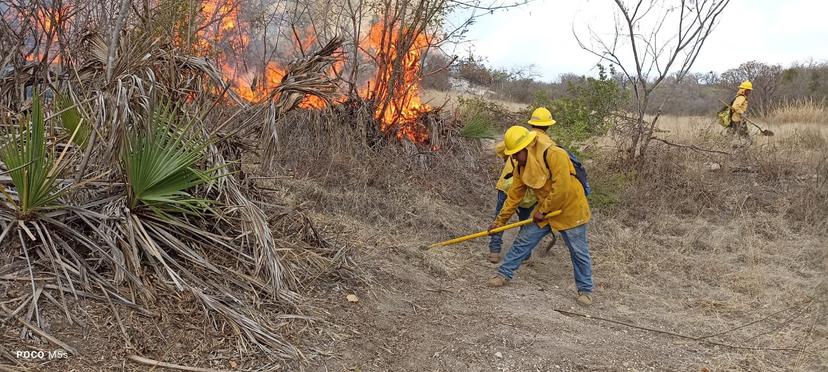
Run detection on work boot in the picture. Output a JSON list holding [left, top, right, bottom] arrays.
[[487, 275, 509, 287], [487, 252, 501, 264], [576, 291, 593, 306]]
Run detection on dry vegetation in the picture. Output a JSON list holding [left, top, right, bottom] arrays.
[[257, 107, 827, 370], [228, 101, 828, 370], [0, 0, 826, 370], [587, 116, 827, 369], [768, 98, 828, 125]]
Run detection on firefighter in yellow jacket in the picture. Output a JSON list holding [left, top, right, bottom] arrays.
[[486, 125, 594, 306], [487, 108, 557, 264], [729, 81, 752, 138]]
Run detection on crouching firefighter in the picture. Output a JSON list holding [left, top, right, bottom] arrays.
[[486, 126, 595, 306]]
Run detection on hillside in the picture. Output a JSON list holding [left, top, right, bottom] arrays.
[[1, 0, 826, 369]]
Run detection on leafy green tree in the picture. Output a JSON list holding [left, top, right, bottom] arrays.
[[530, 65, 626, 149]]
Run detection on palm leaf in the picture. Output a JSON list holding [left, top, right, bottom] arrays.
[[0, 91, 66, 217], [55, 94, 91, 149], [123, 102, 219, 216]]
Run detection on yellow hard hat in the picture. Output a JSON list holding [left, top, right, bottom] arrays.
[[739, 80, 753, 90], [503, 126, 537, 155], [527, 107, 557, 127]]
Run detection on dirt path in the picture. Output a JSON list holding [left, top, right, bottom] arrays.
[[305, 238, 771, 371]]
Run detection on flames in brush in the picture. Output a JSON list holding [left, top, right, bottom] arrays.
[[195, 0, 432, 142], [6, 5, 65, 64], [360, 22, 431, 143], [16, 0, 434, 143]]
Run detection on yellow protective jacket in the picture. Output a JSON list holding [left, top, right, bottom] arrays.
[[731, 90, 749, 122], [494, 138, 591, 231], [494, 129, 552, 208]]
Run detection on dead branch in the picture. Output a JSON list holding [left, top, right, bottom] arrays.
[[105, 0, 131, 82], [552, 307, 808, 353], [127, 355, 230, 372], [649, 137, 732, 155]]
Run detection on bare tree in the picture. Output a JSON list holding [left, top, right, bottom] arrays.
[[575, 0, 731, 161]]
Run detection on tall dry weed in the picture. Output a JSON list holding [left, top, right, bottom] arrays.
[[767, 98, 828, 124], [779, 127, 828, 150], [249, 106, 493, 235]]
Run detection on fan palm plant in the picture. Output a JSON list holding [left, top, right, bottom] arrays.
[[123, 103, 217, 217], [0, 91, 73, 219]]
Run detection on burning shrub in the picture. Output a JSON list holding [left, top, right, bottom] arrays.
[[0, 0, 470, 363]]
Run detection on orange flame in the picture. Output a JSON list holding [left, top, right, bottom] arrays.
[[21, 7, 64, 64], [360, 22, 431, 143], [193, 2, 433, 143], [195, 0, 333, 106]]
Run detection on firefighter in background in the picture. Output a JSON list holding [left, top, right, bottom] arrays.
[[727, 81, 753, 142]]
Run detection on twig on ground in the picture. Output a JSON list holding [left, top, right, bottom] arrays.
[[697, 299, 810, 340], [552, 307, 807, 353], [424, 287, 454, 293], [127, 355, 230, 372], [99, 282, 134, 350], [4, 311, 77, 355], [742, 299, 815, 342], [0, 365, 29, 372], [0, 343, 24, 367]]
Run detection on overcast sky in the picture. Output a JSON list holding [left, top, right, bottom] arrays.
[[447, 0, 828, 82]]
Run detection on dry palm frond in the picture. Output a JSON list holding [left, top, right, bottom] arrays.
[[270, 36, 344, 114], [260, 37, 345, 165]]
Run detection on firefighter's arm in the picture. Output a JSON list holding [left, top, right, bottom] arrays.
[[493, 170, 527, 227], [538, 149, 572, 215]]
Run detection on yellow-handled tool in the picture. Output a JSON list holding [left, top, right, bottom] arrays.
[[428, 210, 562, 249], [717, 99, 774, 136]]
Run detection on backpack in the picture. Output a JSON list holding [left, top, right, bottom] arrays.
[[544, 146, 592, 196], [717, 96, 739, 127], [717, 106, 732, 127]]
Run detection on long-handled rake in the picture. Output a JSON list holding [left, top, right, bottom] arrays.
[[427, 210, 562, 249]]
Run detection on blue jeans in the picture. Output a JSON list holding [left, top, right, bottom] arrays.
[[497, 223, 593, 293], [488, 191, 533, 253]]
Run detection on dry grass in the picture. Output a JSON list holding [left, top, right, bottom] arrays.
[[0, 4, 356, 363], [588, 117, 828, 368], [422, 89, 527, 113], [768, 98, 828, 125]]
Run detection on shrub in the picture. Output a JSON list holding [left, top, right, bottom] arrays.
[[456, 55, 494, 87], [529, 65, 626, 148], [460, 114, 498, 139], [456, 96, 517, 139], [589, 170, 632, 210]]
